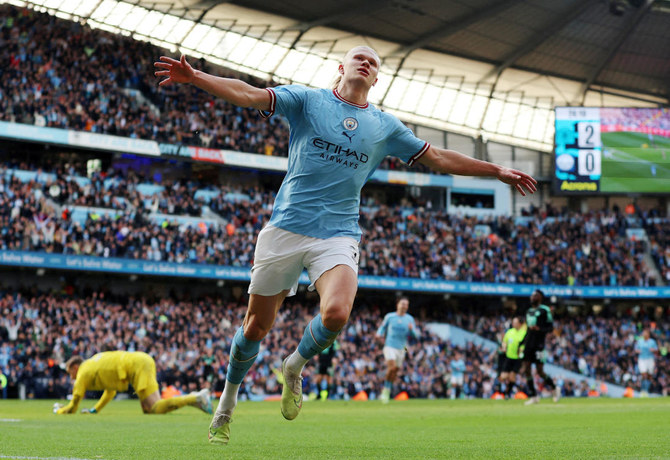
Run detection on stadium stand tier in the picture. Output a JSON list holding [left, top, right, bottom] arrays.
[[1, 290, 668, 401], [1, 159, 663, 286], [0, 4, 436, 174]]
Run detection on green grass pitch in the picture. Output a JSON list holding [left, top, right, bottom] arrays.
[[1, 398, 669, 459], [601, 131, 670, 193]]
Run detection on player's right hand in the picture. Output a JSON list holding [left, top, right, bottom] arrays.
[[154, 55, 195, 86]]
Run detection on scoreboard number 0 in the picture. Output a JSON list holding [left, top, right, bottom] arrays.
[[578, 150, 601, 176]]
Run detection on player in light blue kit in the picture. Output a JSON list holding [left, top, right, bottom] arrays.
[[155, 46, 536, 445], [376, 297, 418, 403], [635, 329, 658, 396], [449, 351, 466, 399]]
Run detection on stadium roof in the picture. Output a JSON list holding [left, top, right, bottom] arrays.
[[231, 0, 670, 101], [10, 0, 670, 152]]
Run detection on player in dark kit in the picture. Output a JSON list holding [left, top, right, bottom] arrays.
[[315, 341, 339, 400], [520, 290, 560, 404], [492, 324, 509, 397]]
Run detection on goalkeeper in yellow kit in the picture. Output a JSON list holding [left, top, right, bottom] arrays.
[[54, 351, 212, 415]]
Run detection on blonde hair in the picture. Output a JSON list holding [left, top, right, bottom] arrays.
[[65, 355, 83, 372], [331, 75, 343, 90], [331, 46, 380, 90]]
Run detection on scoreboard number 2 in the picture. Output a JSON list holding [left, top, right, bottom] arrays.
[[578, 150, 601, 176], [577, 121, 601, 148]]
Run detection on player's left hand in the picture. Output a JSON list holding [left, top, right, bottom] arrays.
[[81, 408, 97, 414], [496, 167, 537, 196]]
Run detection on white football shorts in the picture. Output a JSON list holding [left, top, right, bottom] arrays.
[[383, 346, 406, 367], [450, 374, 464, 386], [248, 225, 359, 297], [638, 358, 655, 375]]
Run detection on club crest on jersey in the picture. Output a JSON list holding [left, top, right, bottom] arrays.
[[342, 117, 358, 131]]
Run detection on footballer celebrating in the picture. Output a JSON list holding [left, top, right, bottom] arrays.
[[155, 45, 536, 445]]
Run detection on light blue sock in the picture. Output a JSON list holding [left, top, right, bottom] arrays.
[[297, 314, 340, 360], [226, 327, 261, 385]]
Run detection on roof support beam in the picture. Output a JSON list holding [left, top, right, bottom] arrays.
[[576, 0, 655, 105], [189, 0, 232, 9], [82, 0, 106, 20], [390, 0, 521, 57], [282, 0, 390, 33], [175, 0, 225, 45], [479, 0, 597, 84], [270, 0, 390, 80], [380, 0, 519, 107], [269, 29, 307, 75]]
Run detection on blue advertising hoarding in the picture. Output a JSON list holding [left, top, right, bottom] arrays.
[[1, 250, 668, 299]]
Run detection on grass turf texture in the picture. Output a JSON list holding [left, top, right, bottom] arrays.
[[601, 132, 670, 193], [1, 398, 669, 459]]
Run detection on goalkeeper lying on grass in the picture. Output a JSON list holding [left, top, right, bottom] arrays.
[[53, 351, 212, 415]]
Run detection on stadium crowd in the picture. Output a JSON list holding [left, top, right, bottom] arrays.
[[0, 4, 436, 174], [358, 204, 655, 286], [1, 160, 663, 286], [0, 4, 289, 156], [1, 290, 668, 402], [600, 107, 670, 131], [645, 216, 670, 283]]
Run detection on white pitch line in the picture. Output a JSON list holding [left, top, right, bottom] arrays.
[[609, 147, 670, 177], [0, 456, 100, 460]]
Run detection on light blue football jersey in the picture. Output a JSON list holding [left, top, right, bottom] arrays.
[[376, 312, 417, 350], [450, 359, 466, 378], [260, 85, 429, 240], [636, 338, 658, 360]]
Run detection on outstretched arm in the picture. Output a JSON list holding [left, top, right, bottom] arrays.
[[417, 146, 537, 196], [154, 55, 271, 111]]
